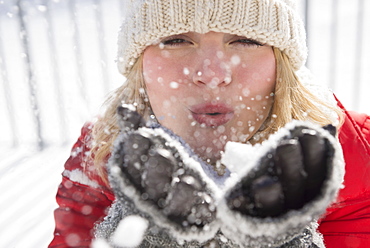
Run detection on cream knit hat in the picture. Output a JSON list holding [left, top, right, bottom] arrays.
[[117, 0, 307, 76]]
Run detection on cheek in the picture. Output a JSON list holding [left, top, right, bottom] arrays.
[[143, 54, 165, 85], [234, 57, 276, 119], [143, 52, 184, 115], [143, 52, 190, 87], [236, 54, 276, 96]]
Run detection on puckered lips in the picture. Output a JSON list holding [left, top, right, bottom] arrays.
[[190, 103, 234, 127]]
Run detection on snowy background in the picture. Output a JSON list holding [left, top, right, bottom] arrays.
[[0, 0, 369, 247]]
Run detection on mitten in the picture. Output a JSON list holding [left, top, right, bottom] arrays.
[[218, 121, 345, 247], [108, 105, 221, 243]]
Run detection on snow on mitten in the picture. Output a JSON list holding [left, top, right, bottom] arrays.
[[108, 105, 221, 243], [218, 121, 345, 247]]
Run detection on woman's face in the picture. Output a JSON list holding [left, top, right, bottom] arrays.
[[143, 31, 276, 163]]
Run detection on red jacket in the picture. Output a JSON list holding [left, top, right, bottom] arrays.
[[49, 102, 370, 248], [318, 101, 370, 247]]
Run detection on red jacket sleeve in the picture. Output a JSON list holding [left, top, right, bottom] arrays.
[[318, 106, 370, 248], [49, 124, 115, 248]]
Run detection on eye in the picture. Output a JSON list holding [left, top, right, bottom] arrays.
[[160, 37, 193, 47], [230, 38, 263, 48]]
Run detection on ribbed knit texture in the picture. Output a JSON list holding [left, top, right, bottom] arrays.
[[117, 0, 307, 76]]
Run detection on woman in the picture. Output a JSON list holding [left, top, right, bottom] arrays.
[[49, 0, 370, 247]]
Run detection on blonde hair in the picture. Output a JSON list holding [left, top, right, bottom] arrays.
[[91, 48, 343, 184], [91, 56, 148, 183], [259, 48, 344, 138]]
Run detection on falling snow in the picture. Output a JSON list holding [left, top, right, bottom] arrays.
[[170, 81, 179, 89], [1, 0, 369, 247], [112, 215, 149, 247], [231, 55, 241, 65]]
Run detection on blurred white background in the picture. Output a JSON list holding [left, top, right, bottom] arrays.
[[0, 0, 369, 247]]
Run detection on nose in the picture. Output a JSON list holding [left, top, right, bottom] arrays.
[[192, 50, 232, 88]]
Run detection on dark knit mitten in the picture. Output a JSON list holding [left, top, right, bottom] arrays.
[[219, 121, 344, 247], [108, 106, 220, 243]]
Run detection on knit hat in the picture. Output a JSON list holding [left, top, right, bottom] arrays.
[[117, 0, 308, 76]]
